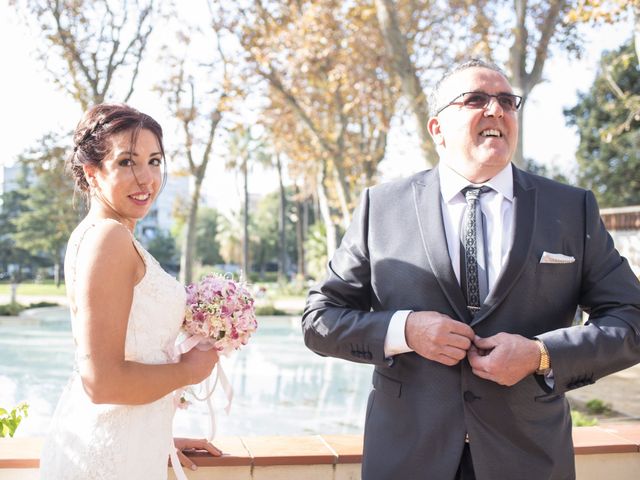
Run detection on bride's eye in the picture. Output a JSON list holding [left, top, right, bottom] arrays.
[[149, 158, 162, 167], [119, 158, 134, 167]]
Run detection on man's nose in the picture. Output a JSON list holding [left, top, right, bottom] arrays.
[[483, 97, 504, 118]]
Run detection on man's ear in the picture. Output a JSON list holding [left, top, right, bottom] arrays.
[[427, 116, 445, 147]]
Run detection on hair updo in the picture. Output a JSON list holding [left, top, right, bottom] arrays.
[[68, 103, 166, 195]]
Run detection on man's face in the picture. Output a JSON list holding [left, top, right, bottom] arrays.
[[428, 67, 519, 183]]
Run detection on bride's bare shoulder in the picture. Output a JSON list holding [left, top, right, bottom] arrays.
[[74, 219, 136, 264]]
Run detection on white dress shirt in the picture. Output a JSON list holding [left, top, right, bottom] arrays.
[[384, 162, 515, 356]]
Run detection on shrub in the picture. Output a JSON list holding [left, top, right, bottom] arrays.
[[0, 403, 29, 438], [0, 303, 26, 316], [585, 398, 612, 415], [571, 410, 597, 427], [254, 302, 287, 316]]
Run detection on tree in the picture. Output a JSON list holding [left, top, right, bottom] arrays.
[[12, 0, 154, 110], [565, 42, 640, 207], [568, 0, 640, 136], [195, 207, 223, 266], [250, 187, 299, 280], [225, 0, 399, 258], [11, 134, 81, 286], [215, 211, 243, 267], [146, 230, 178, 269], [373, 0, 581, 166], [568, 0, 640, 62], [224, 125, 254, 278], [155, 12, 235, 284], [0, 171, 33, 280]]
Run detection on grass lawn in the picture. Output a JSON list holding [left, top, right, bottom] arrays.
[[0, 282, 66, 297]]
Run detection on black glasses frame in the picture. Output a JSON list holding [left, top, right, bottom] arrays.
[[435, 91, 523, 116]]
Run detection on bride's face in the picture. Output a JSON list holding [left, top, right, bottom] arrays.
[[84, 128, 163, 229]]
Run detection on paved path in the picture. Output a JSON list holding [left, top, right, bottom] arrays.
[[566, 363, 640, 420]]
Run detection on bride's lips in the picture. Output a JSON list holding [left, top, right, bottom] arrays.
[[128, 192, 152, 206]]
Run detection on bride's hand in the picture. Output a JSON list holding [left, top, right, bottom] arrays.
[[181, 348, 219, 385], [173, 437, 223, 471]]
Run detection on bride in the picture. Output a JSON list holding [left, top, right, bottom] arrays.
[[40, 103, 220, 479]]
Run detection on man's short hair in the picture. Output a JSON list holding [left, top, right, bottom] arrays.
[[428, 59, 509, 117]]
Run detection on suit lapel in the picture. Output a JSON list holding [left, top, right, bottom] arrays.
[[471, 167, 537, 326], [413, 168, 471, 322]]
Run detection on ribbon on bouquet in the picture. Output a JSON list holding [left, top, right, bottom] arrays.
[[167, 335, 234, 480]]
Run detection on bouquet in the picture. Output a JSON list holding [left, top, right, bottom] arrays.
[[171, 275, 257, 444], [182, 274, 258, 355]]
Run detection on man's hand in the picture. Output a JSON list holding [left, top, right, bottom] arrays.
[[467, 334, 540, 386], [405, 311, 475, 366]]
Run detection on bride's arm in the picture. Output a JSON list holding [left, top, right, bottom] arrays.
[[73, 221, 217, 405]]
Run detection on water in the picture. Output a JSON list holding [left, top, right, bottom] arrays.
[[0, 308, 373, 438]]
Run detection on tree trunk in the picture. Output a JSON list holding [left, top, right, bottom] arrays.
[[296, 196, 307, 280], [242, 157, 250, 280], [276, 154, 287, 284], [374, 0, 437, 167], [332, 164, 351, 230], [634, 4, 640, 65], [180, 177, 202, 285], [54, 260, 61, 288], [509, 0, 565, 166], [316, 167, 337, 259]]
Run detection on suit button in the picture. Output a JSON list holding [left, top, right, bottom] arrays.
[[463, 391, 479, 402]]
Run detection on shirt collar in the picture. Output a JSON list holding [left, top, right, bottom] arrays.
[[439, 162, 514, 203]]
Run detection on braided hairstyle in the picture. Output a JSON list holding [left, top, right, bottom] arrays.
[[68, 103, 167, 197]]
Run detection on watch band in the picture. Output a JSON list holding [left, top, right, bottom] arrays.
[[534, 339, 551, 375]]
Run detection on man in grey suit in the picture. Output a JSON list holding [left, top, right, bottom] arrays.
[[302, 58, 640, 480]]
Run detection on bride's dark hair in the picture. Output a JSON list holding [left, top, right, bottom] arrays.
[[68, 103, 167, 198]]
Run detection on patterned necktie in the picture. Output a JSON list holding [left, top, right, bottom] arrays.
[[460, 186, 492, 316]]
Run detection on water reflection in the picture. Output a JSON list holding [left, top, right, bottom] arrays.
[[0, 309, 373, 438]]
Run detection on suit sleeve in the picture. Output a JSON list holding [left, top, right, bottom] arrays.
[[302, 188, 395, 366], [537, 190, 640, 396]]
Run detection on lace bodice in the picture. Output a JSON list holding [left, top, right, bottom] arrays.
[[40, 219, 186, 480]]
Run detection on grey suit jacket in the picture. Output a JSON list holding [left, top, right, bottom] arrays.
[[302, 166, 640, 480]]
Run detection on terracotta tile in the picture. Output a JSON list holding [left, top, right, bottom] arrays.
[[599, 423, 640, 449], [573, 426, 638, 454], [0, 437, 42, 468], [241, 435, 336, 466], [321, 435, 363, 464], [184, 436, 252, 467]]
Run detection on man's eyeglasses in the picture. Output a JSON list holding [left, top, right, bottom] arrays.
[[435, 91, 523, 115]]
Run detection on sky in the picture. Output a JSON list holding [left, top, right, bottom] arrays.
[[0, 1, 635, 211]]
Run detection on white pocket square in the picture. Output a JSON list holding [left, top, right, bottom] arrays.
[[539, 251, 575, 264]]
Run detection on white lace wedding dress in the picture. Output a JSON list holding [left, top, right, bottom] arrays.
[[40, 219, 186, 480]]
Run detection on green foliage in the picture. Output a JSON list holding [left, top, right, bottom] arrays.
[[571, 410, 598, 427], [250, 188, 298, 279], [11, 133, 81, 285], [0, 301, 60, 316], [0, 303, 27, 316], [565, 42, 640, 207], [0, 168, 39, 277], [304, 222, 328, 281], [254, 302, 287, 316], [0, 403, 29, 438], [523, 158, 569, 183], [585, 398, 612, 415], [146, 229, 178, 267], [196, 207, 223, 266]]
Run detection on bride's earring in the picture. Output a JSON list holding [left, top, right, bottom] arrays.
[[88, 177, 99, 196]]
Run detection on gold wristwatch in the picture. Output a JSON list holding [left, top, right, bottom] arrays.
[[534, 339, 551, 375]]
